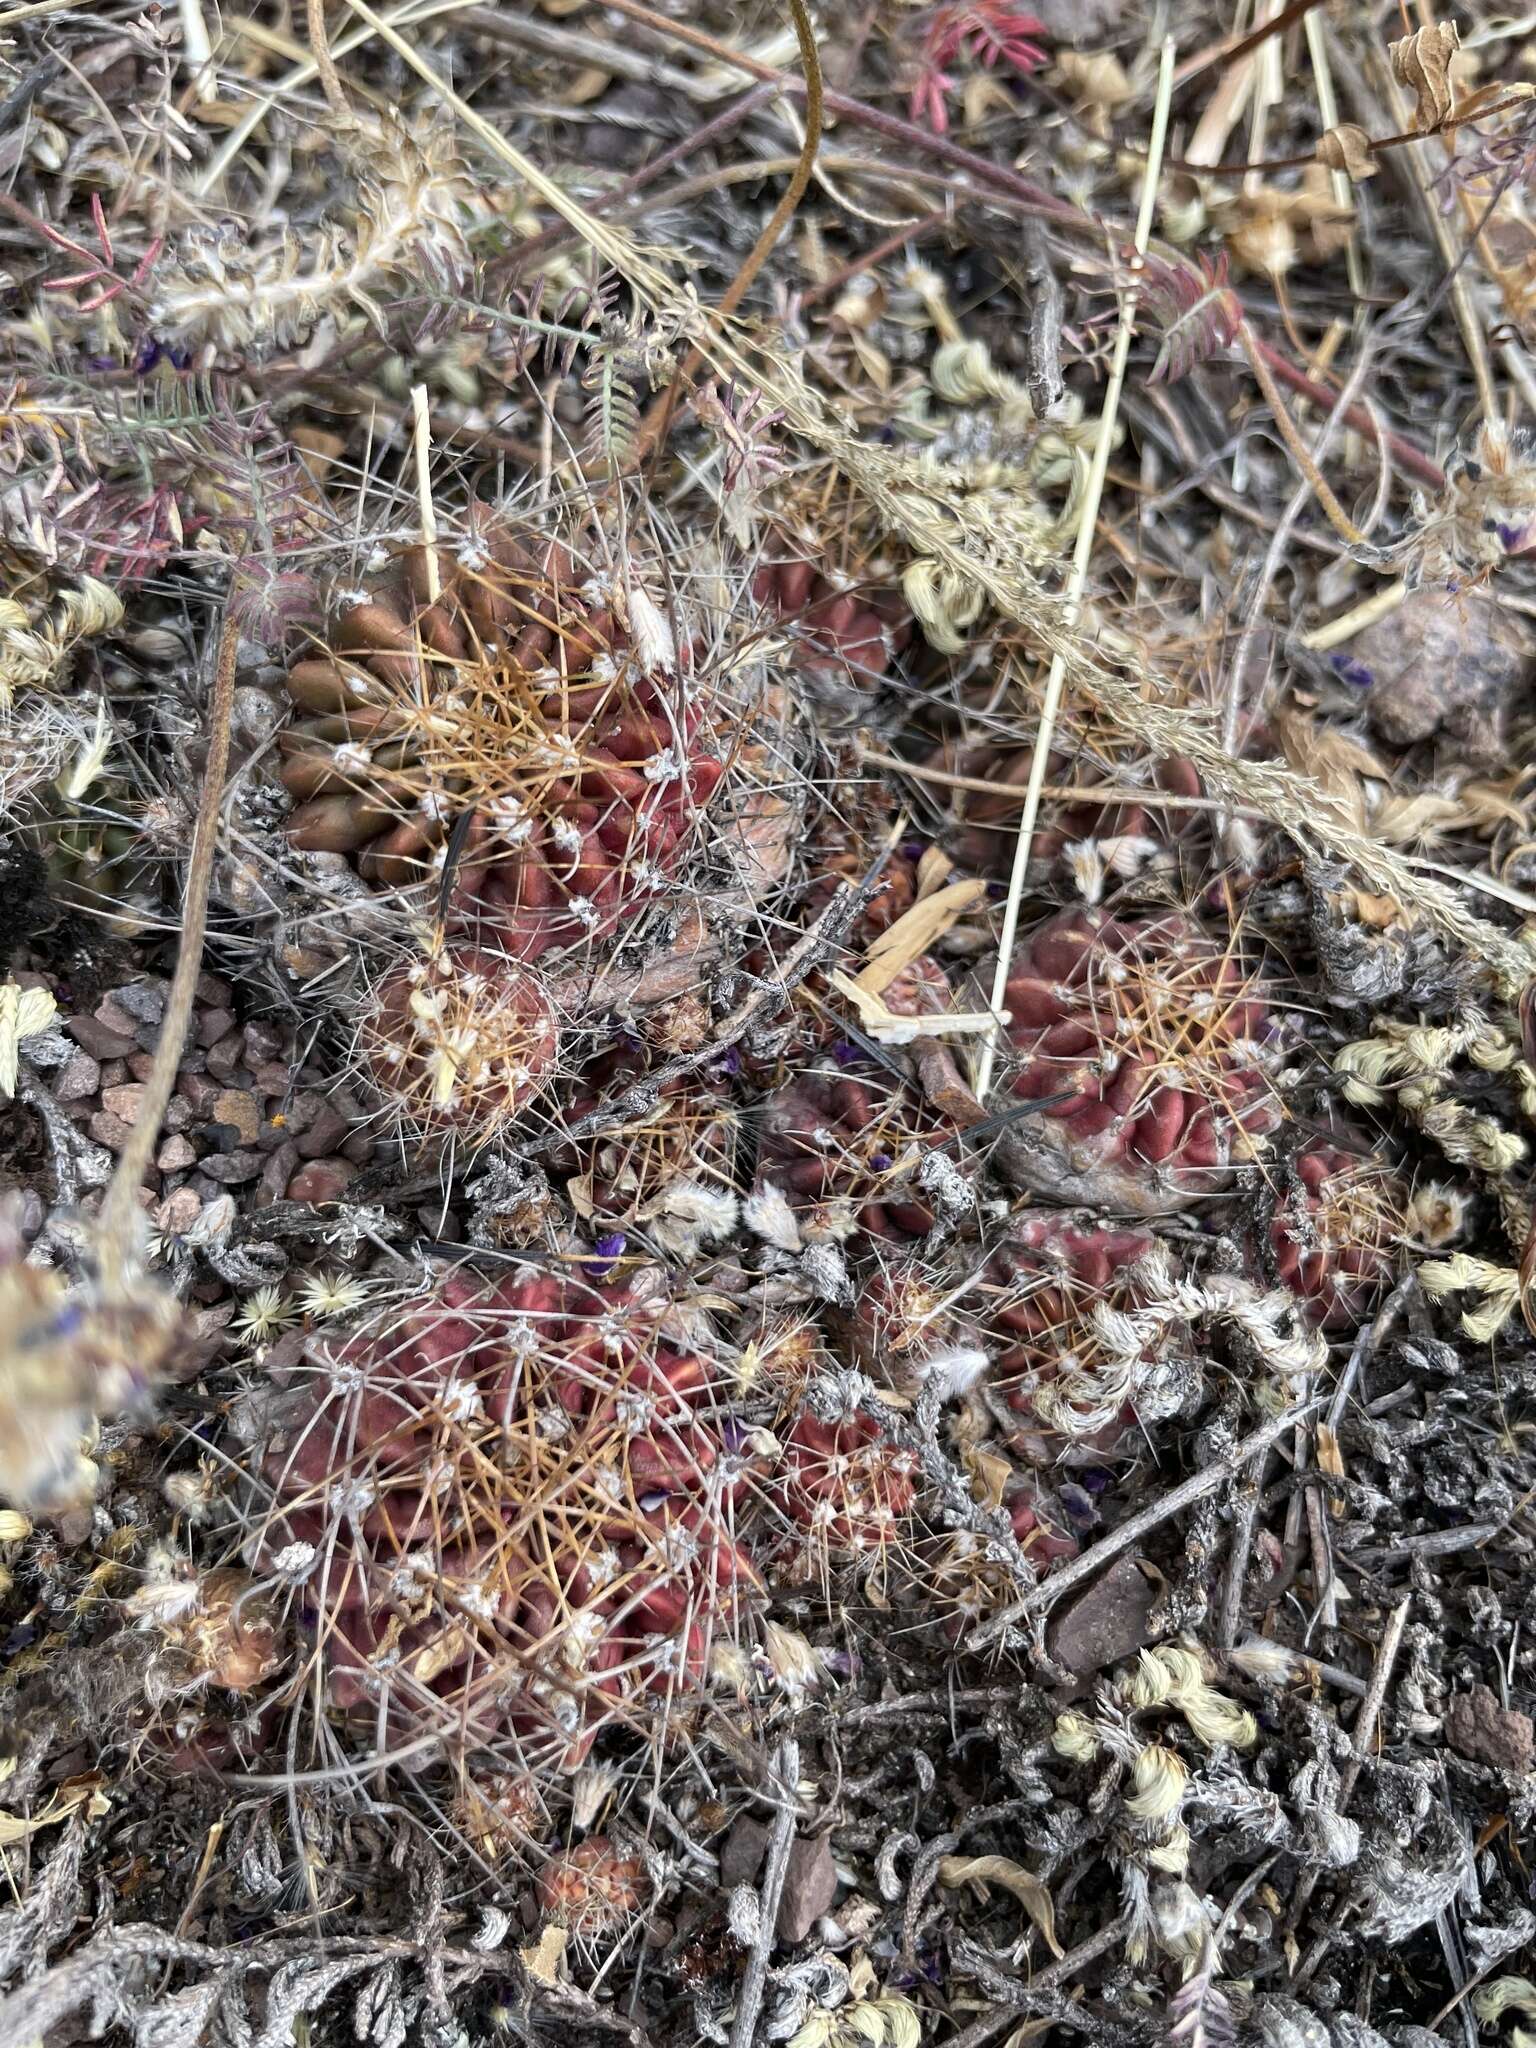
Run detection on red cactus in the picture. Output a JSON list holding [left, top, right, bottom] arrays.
[[536, 1837, 648, 1936], [755, 1069, 941, 1240], [842, 1258, 989, 1399], [781, 1408, 919, 1558], [927, 1491, 1078, 1629], [1270, 1143, 1403, 1328], [753, 557, 911, 691], [1004, 1490, 1079, 1562], [1001, 908, 1281, 1211], [281, 516, 727, 962], [257, 1269, 761, 1768]]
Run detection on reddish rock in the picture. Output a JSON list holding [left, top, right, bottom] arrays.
[[54, 1053, 100, 1103], [1445, 1685, 1534, 1774], [287, 1157, 358, 1204], [67, 1014, 136, 1061], [88, 1111, 134, 1151], [205, 1032, 246, 1083], [156, 1135, 198, 1171], [777, 1835, 838, 1944], [296, 1104, 351, 1159], [197, 1007, 237, 1048], [259, 1140, 300, 1204], [101, 1083, 147, 1125]]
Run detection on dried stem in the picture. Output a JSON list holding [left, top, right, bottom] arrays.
[[973, 36, 1176, 1105], [966, 1397, 1322, 1652], [1288, 1597, 1411, 1981], [636, 0, 823, 466], [95, 602, 240, 1286], [305, 0, 352, 121], [728, 1740, 800, 2048], [1238, 322, 1366, 547]]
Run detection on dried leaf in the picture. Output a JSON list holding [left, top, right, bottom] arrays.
[[1342, 888, 1407, 930], [830, 968, 997, 1044], [1274, 707, 1387, 831], [915, 844, 956, 898], [1316, 124, 1377, 181], [1053, 48, 1133, 114], [1389, 19, 1461, 131], [0, 1776, 109, 1845], [1369, 792, 1465, 848], [937, 1853, 1063, 1956], [521, 1922, 568, 1987], [855, 878, 987, 994]]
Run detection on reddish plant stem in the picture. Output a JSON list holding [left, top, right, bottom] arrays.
[[1173, 0, 1325, 87], [1251, 336, 1445, 491], [592, 0, 1079, 227]]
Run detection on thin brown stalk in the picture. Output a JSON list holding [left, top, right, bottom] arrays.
[[305, 0, 352, 121], [95, 603, 241, 1284], [636, 0, 823, 466], [1239, 322, 1366, 546]]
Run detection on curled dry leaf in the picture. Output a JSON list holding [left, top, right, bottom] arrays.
[[851, 878, 988, 996], [1389, 19, 1461, 132], [937, 1853, 1063, 1956], [1316, 124, 1377, 181]]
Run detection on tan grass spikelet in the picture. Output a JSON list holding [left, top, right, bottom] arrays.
[[154, 113, 472, 349]]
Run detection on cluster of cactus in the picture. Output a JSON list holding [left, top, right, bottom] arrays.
[[1001, 907, 1282, 1212], [253, 1267, 761, 1770], [231, 489, 1410, 1860]]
